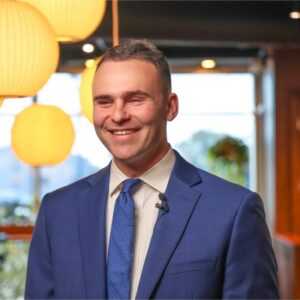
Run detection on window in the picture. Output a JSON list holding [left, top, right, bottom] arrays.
[[170, 73, 255, 189], [0, 71, 256, 298]]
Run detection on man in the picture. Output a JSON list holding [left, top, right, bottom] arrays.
[[25, 40, 279, 299]]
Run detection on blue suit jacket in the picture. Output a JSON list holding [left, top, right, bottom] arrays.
[[25, 152, 279, 299]]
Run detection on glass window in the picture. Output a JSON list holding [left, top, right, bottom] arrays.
[[0, 72, 255, 225], [0, 71, 256, 298], [0, 238, 29, 299], [170, 73, 255, 188]]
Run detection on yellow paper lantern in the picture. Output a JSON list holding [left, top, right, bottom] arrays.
[[79, 57, 101, 123], [11, 104, 75, 166], [0, 0, 59, 98], [21, 0, 107, 42]]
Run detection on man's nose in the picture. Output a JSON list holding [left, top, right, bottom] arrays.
[[111, 102, 130, 123]]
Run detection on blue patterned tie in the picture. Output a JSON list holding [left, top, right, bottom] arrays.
[[107, 178, 141, 299]]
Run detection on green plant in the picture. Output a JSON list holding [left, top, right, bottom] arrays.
[[207, 136, 249, 186], [0, 240, 29, 299]]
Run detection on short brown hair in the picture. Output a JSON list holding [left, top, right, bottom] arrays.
[[96, 39, 171, 94]]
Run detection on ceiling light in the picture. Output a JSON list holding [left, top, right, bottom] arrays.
[[290, 11, 300, 19], [21, 0, 107, 43], [12, 104, 75, 166], [80, 57, 102, 122], [82, 43, 95, 53], [201, 59, 216, 69], [0, 0, 59, 98]]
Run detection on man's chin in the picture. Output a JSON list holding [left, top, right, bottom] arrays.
[[112, 151, 148, 168], [111, 151, 137, 163], [114, 155, 138, 164]]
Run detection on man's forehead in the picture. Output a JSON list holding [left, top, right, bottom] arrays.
[[93, 59, 161, 87], [93, 58, 166, 95]]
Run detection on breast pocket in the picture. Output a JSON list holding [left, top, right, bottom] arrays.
[[153, 258, 220, 299], [165, 258, 217, 274]]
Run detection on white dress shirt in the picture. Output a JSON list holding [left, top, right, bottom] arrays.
[[106, 148, 176, 299]]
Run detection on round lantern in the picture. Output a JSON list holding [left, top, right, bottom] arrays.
[[11, 104, 75, 166], [0, 0, 59, 98], [79, 58, 101, 123], [21, 0, 107, 42]]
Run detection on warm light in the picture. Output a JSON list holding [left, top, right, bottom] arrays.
[[21, 0, 107, 42], [201, 59, 217, 69], [11, 104, 75, 166], [0, 0, 59, 98], [85, 59, 96, 68], [82, 43, 95, 53], [0, 97, 4, 107], [80, 57, 101, 122], [289, 11, 300, 19]]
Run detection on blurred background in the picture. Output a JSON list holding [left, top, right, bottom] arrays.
[[0, 0, 300, 298]]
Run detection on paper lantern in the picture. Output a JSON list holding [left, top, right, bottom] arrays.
[[79, 58, 101, 123], [0, 0, 59, 98], [21, 0, 107, 42], [11, 104, 75, 166]]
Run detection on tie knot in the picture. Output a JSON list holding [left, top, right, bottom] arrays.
[[121, 178, 141, 193]]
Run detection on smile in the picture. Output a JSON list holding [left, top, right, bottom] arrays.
[[111, 129, 137, 135]]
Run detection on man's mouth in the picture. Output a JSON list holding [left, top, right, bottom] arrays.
[[110, 129, 137, 135]]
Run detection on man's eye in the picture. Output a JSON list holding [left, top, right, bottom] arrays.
[[129, 98, 143, 103], [96, 99, 112, 106]]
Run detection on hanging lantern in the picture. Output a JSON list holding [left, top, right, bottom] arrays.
[[0, 0, 59, 98], [21, 0, 107, 43], [79, 58, 101, 123], [11, 104, 75, 166]]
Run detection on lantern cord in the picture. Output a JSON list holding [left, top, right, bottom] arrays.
[[112, 0, 119, 46], [33, 166, 42, 213]]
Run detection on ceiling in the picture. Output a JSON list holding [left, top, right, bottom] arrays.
[[59, 0, 300, 71]]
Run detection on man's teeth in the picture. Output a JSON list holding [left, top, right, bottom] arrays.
[[113, 130, 135, 135]]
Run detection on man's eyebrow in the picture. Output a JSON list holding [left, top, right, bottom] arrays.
[[93, 90, 150, 101], [93, 94, 112, 101], [124, 90, 150, 98]]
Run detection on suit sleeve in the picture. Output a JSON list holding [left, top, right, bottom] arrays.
[[25, 194, 55, 299], [222, 192, 279, 299]]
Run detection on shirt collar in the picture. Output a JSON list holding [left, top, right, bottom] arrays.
[[109, 147, 176, 196]]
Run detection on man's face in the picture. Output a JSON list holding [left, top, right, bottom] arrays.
[[92, 59, 178, 175]]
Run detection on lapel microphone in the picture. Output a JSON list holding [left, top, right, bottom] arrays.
[[155, 193, 169, 212]]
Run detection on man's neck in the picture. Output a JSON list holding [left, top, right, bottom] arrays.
[[113, 145, 171, 178]]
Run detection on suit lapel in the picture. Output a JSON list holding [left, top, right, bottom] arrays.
[[77, 165, 110, 299], [136, 152, 203, 299]]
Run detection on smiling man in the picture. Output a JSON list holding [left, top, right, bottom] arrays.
[[25, 40, 279, 299], [92, 57, 178, 177]]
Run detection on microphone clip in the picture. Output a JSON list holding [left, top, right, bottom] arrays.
[[155, 193, 169, 213]]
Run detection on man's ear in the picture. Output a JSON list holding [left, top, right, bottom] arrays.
[[166, 93, 179, 121]]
